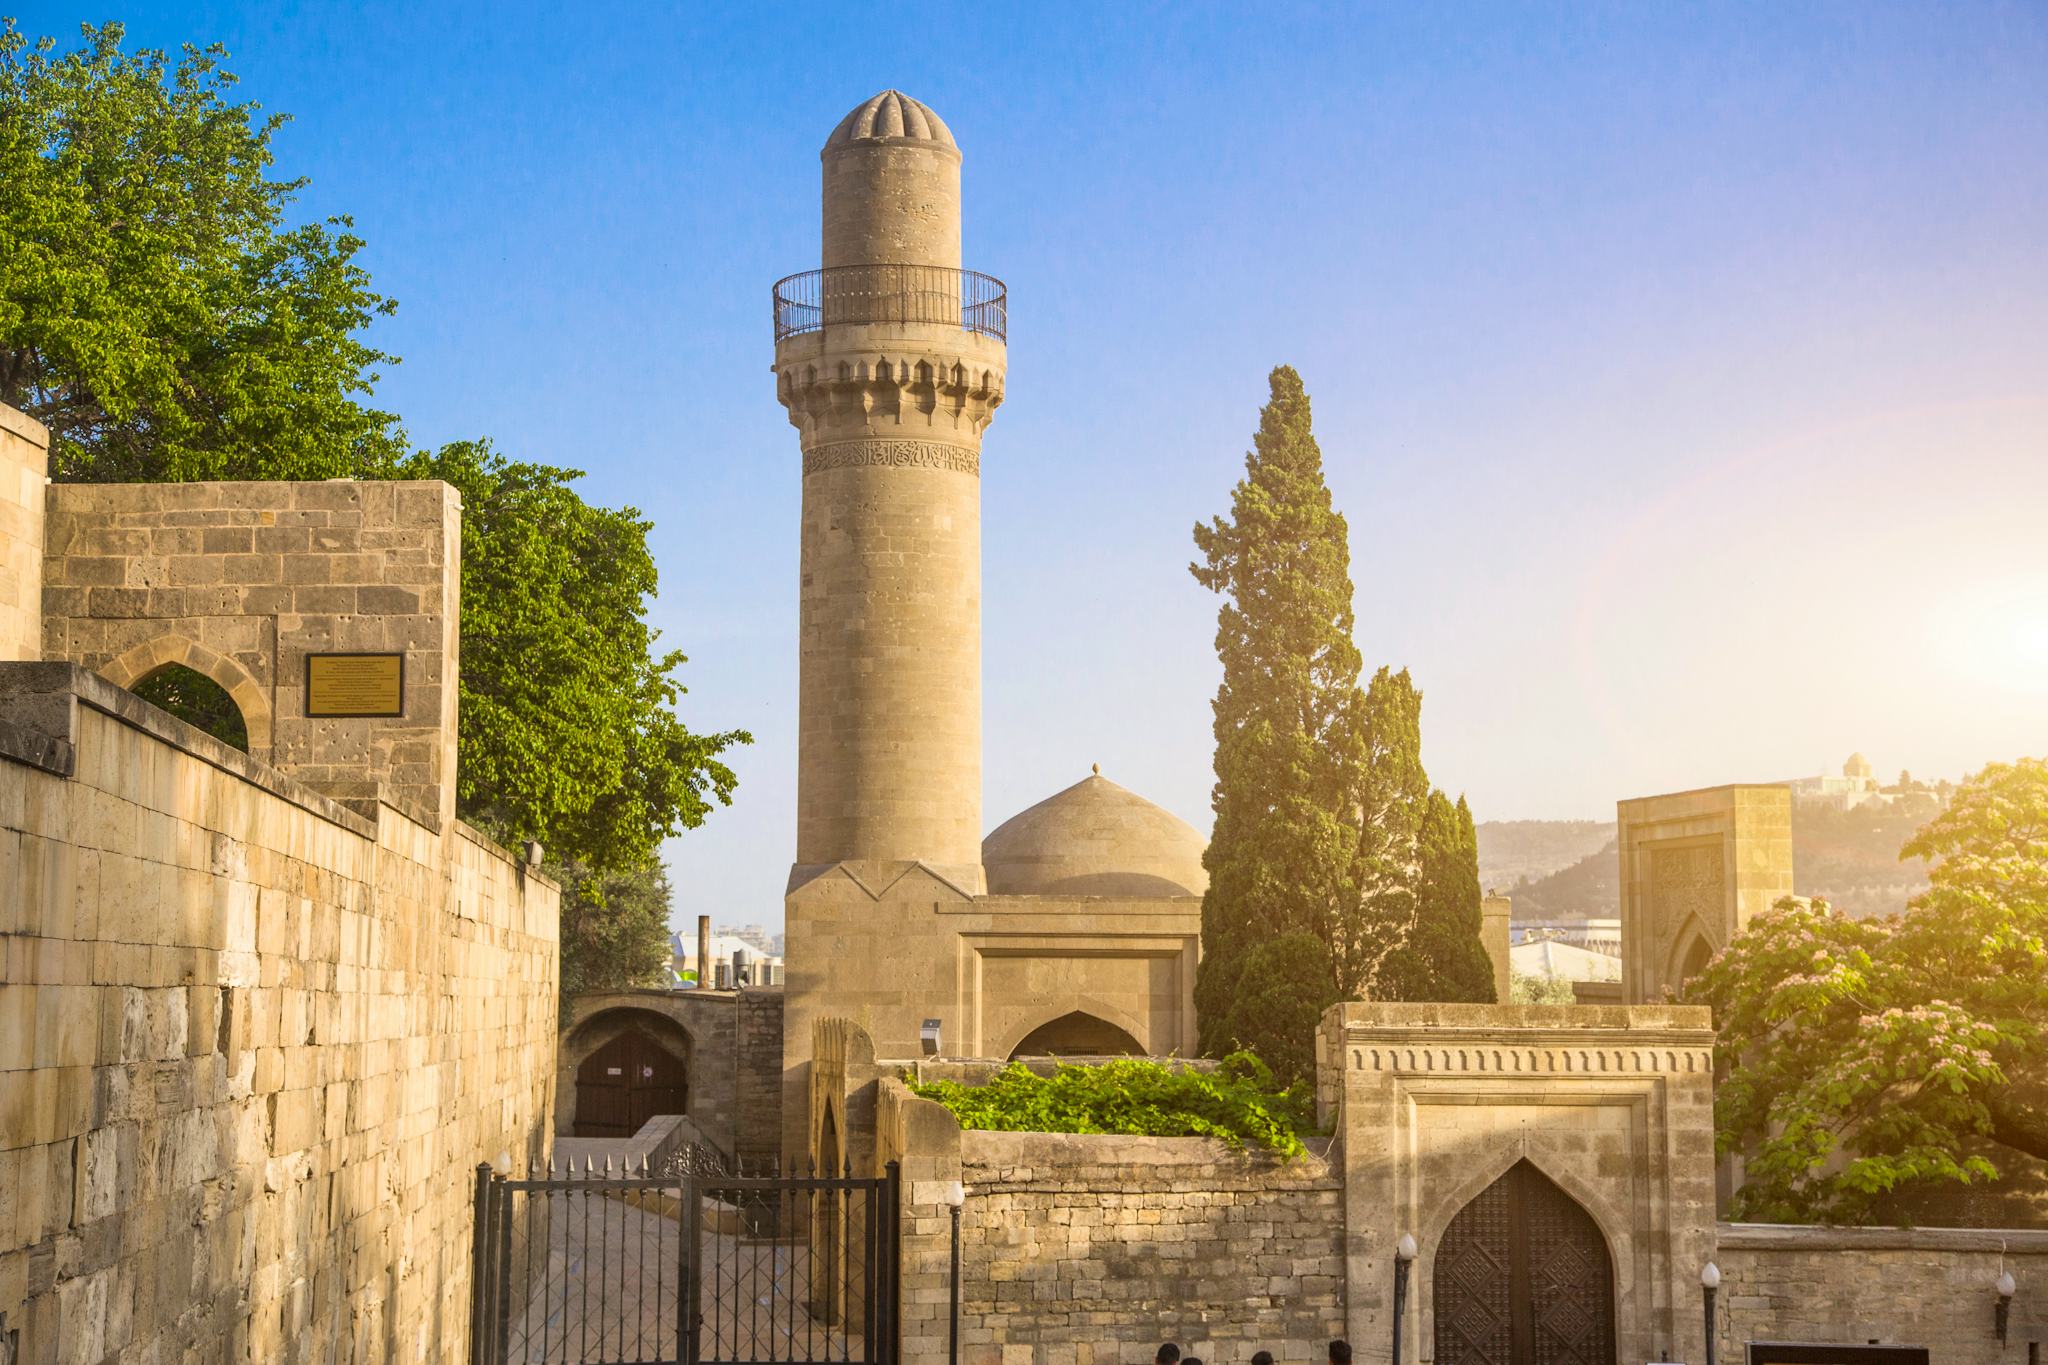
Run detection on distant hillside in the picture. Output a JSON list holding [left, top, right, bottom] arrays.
[[1486, 801, 1937, 924], [1475, 820, 1615, 894], [1793, 801, 1935, 919], [1503, 840, 1620, 921]]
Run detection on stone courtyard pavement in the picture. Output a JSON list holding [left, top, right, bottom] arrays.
[[498, 1193, 856, 1364]]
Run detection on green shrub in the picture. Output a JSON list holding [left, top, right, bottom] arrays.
[[906, 1052, 1314, 1157]]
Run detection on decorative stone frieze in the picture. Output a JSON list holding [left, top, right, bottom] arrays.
[[802, 438, 979, 477]]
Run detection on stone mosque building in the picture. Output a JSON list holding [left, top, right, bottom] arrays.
[[769, 90, 1211, 1150]]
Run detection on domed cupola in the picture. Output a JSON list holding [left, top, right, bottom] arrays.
[[823, 90, 956, 151], [981, 770, 1209, 898]]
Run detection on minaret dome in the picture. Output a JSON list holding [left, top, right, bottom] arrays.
[[820, 89, 961, 271]]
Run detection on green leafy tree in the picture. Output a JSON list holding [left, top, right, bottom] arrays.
[[557, 861, 677, 1007], [1191, 368, 1492, 1078], [1510, 970, 1576, 1006], [397, 441, 748, 873], [0, 20, 403, 480], [1209, 932, 1340, 1087], [1689, 757, 2048, 1223], [1, 22, 747, 991]]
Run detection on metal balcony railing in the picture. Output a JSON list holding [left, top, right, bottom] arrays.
[[772, 264, 1007, 343]]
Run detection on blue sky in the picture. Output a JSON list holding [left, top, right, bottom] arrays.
[[22, 2, 2048, 930]]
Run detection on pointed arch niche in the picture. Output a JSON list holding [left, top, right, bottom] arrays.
[[1007, 1010, 1144, 1059]]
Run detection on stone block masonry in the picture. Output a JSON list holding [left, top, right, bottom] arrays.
[[1715, 1225, 2047, 1364], [39, 477, 463, 830], [875, 1079, 1344, 1365], [0, 662, 558, 1364]]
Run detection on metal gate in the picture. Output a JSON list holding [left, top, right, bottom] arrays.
[[471, 1156, 900, 1365]]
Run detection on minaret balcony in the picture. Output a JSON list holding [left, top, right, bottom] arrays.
[[771, 264, 1007, 343]]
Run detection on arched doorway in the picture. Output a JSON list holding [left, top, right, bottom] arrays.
[[1009, 1010, 1144, 1058], [1434, 1160, 1615, 1365], [572, 1028, 690, 1137], [131, 663, 250, 751]]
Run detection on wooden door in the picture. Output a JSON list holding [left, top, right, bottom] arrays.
[[1434, 1161, 1616, 1365], [573, 1029, 690, 1137]]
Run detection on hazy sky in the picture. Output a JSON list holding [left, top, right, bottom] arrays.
[[32, 2, 2048, 931]]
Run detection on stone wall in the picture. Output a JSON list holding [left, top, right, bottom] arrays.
[[0, 406, 47, 663], [1715, 1225, 2048, 1363], [961, 1133, 1345, 1365], [875, 1079, 1344, 1365], [40, 478, 462, 829], [0, 662, 558, 1364], [735, 989, 785, 1169]]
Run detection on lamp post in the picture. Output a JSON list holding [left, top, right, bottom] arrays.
[[1701, 1262, 1721, 1365], [945, 1181, 966, 1365], [1996, 1270, 2016, 1348], [1392, 1234, 1418, 1365]]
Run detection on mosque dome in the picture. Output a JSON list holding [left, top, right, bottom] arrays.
[[982, 772, 1209, 898], [824, 90, 956, 152], [1844, 752, 1873, 779]]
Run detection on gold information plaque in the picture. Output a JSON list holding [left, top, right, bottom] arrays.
[[305, 653, 405, 718]]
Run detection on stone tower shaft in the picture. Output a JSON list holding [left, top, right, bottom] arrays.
[[773, 91, 1006, 888]]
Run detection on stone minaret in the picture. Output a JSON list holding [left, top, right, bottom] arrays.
[[774, 91, 1005, 891]]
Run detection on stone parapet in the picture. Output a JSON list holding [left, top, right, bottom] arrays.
[[0, 657, 558, 1362]]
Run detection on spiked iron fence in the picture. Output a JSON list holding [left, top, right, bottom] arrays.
[[472, 1149, 900, 1365]]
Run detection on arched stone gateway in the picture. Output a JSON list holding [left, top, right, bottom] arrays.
[[1434, 1160, 1616, 1365], [572, 1025, 690, 1137]]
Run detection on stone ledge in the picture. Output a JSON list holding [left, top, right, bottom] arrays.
[[0, 659, 374, 837], [1717, 1222, 2048, 1252], [962, 1128, 1336, 1179], [0, 401, 49, 447], [456, 819, 559, 887], [1330, 1000, 1714, 1037]]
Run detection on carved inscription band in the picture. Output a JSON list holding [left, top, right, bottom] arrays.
[[803, 439, 979, 477]]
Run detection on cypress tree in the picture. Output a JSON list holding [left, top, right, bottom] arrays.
[[1379, 792, 1499, 1003], [1193, 366, 1499, 1078], [1191, 366, 1362, 1074]]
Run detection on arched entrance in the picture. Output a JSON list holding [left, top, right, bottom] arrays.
[[1434, 1160, 1615, 1365], [572, 1027, 690, 1137], [1009, 1010, 1144, 1058], [132, 663, 251, 751]]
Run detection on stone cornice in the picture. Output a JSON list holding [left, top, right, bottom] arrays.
[[1341, 1028, 1714, 1076]]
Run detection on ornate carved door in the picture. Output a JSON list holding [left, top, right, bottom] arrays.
[[1434, 1161, 1616, 1365]]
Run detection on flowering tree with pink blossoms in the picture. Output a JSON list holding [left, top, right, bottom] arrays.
[[1688, 757, 2048, 1223]]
